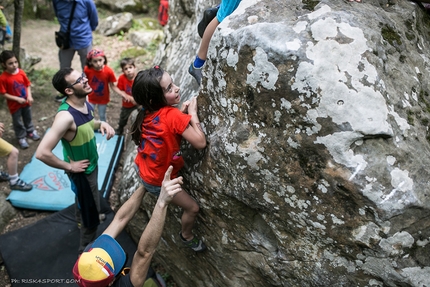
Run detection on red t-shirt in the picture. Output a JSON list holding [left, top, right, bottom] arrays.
[[0, 69, 31, 114], [85, 65, 117, 105], [135, 106, 191, 186], [117, 73, 136, 108]]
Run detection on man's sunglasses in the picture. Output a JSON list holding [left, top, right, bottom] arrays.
[[67, 73, 87, 88]]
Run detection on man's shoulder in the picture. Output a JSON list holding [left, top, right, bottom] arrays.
[[57, 101, 70, 111], [55, 107, 74, 123], [79, 0, 97, 8]]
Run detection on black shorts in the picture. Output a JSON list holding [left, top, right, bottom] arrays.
[[112, 272, 133, 287]]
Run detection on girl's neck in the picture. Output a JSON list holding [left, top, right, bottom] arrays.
[[7, 68, 19, 75], [93, 65, 104, 71]]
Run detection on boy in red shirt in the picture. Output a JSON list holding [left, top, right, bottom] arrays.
[[116, 58, 138, 135], [0, 50, 40, 149]]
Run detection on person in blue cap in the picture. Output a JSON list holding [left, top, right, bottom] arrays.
[[73, 166, 183, 287]]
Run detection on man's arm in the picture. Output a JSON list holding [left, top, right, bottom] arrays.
[[125, 166, 182, 287], [102, 166, 182, 286], [35, 111, 89, 173], [86, 0, 98, 31], [102, 185, 146, 238]]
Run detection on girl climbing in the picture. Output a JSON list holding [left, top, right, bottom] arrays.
[[130, 66, 207, 252]]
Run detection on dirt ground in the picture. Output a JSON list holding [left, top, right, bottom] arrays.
[[0, 18, 168, 286]]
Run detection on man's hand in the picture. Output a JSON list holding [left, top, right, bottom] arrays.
[[99, 121, 115, 140], [68, 158, 90, 173], [158, 166, 183, 208]]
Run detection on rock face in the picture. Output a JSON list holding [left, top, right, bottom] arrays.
[[94, 0, 151, 13], [95, 12, 133, 36], [120, 0, 430, 286]]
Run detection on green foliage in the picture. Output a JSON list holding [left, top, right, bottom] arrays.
[[159, 272, 176, 287], [303, 0, 320, 11], [28, 67, 56, 84], [116, 30, 125, 41], [96, 8, 116, 19], [381, 25, 402, 46], [131, 18, 162, 31], [407, 110, 414, 126], [120, 47, 148, 59], [23, 0, 56, 20], [146, 41, 159, 54], [27, 68, 57, 100]]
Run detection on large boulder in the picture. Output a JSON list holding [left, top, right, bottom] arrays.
[[128, 30, 163, 48], [94, 0, 155, 13], [95, 12, 133, 36], [120, 0, 430, 286]]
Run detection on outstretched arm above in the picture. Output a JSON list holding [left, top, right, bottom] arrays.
[[129, 166, 183, 287], [102, 185, 146, 239]]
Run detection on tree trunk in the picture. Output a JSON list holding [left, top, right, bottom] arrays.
[[12, 0, 23, 63]]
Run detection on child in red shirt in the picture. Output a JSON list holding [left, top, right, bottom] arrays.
[[0, 50, 40, 149], [130, 66, 207, 252], [116, 57, 138, 135], [84, 48, 127, 122]]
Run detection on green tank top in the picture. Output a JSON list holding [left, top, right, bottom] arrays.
[[58, 101, 98, 174]]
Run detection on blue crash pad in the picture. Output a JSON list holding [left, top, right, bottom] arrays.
[[6, 131, 124, 211]]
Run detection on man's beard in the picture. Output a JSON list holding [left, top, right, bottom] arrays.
[[74, 89, 90, 99]]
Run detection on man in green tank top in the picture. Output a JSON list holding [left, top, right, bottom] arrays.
[[36, 68, 115, 253]]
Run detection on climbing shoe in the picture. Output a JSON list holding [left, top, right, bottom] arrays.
[[180, 232, 207, 252], [197, 6, 220, 38], [188, 63, 203, 86], [10, 178, 33, 191]]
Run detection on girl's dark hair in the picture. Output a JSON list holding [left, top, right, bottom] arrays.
[[0, 50, 16, 65], [130, 66, 167, 146]]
